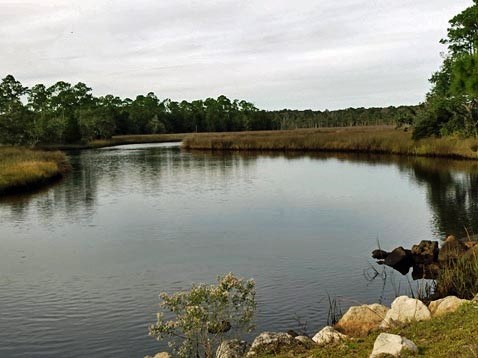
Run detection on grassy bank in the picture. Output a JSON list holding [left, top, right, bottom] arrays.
[[261, 303, 478, 357], [182, 126, 478, 160], [39, 133, 187, 150], [0, 147, 69, 195]]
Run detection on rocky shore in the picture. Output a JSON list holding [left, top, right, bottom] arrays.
[[146, 294, 475, 358], [372, 235, 478, 280]]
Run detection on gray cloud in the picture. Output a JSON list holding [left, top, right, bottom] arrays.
[[0, 0, 473, 109]]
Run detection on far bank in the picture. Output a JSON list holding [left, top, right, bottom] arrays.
[[182, 126, 478, 160]]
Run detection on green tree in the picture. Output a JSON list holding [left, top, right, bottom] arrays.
[[413, 1, 478, 139], [0, 75, 27, 114], [440, 0, 478, 56], [450, 54, 478, 136], [78, 107, 116, 142], [0, 75, 39, 145]]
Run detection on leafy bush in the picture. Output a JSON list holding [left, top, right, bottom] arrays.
[[148, 273, 256, 358]]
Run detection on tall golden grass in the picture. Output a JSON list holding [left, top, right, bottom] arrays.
[[182, 126, 478, 160], [0, 147, 69, 195]]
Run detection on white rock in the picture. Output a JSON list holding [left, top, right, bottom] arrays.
[[335, 303, 389, 336], [370, 333, 418, 358], [246, 332, 294, 357], [312, 326, 347, 346], [380, 296, 431, 328], [428, 296, 468, 317], [216, 339, 249, 358]]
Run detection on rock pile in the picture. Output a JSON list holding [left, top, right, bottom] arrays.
[[373, 236, 477, 279]]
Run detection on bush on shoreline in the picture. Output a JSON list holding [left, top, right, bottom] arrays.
[[149, 273, 256, 358]]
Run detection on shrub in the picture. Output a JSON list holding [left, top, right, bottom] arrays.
[[148, 273, 256, 358]]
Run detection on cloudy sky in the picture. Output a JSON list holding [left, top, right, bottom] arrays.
[[0, 0, 472, 110]]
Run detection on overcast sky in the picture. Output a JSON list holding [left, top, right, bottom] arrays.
[[0, 0, 473, 110]]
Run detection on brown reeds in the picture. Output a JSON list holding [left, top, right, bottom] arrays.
[[0, 147, 69, 195], [182, 126, 478, 160]]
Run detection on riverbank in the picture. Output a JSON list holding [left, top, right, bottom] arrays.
[[259, 301, 478, 357], [182, 126, 478, 160], [39, 133, 187, 150], [0, 147, 69, 195]]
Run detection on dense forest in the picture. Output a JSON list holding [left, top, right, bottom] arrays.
[[0, 75, 417, 146]]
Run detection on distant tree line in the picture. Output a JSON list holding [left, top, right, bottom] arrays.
[[0, 76, 273, 146], [266, 106, 419, 130], [412, 0, 478, 139], [0, 74, 417, 146]]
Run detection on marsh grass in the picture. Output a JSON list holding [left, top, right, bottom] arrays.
[[435, 249, 478, 300], [182, 126, 478, 159], [0, 147, 69, 195]]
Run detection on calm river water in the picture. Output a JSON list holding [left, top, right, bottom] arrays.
[[1, 143, 478, 357]]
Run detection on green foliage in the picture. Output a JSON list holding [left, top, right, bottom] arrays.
[[78, 107, 116, 142], [412, 96, 467, 140], [413, 2, 478, 139], [440, 1, 478, 56], [451, 54, 478, 98], [0, 72, 421, 147], [148, 273, 256, 358]]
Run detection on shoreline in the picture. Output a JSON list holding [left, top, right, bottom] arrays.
[[38, 133, 187, 151], [0, 147, 70, 197], [253, 295, 476, 358], [5, 126, 478, 197], [182, 126, 478, 161]]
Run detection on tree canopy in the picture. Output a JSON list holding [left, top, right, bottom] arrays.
[[413, 1, 478, 139], [0, 75, 414, 146]]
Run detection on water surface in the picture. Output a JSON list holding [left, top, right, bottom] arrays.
[[1, 143, 478, 357]]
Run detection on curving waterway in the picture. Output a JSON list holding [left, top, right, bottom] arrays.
[[2, 143, 478, 357]]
